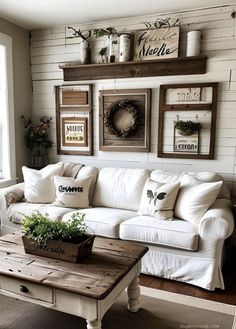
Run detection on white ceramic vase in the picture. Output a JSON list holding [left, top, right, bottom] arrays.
[[186, 31, 201, 57], [119, 33, 131, 62], [80, 40, 91, 64]]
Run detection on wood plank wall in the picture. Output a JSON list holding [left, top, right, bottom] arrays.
[[30, 5, 236, 195]]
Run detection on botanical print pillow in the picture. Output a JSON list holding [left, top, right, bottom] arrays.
[[53, 175, 92, 208], [138, 178, 180, 220]]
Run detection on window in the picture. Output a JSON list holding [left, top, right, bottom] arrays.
[[0, 32, 16, 186]]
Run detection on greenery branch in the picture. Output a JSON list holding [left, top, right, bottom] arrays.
[[143, 17, 180, 29], [94, 26, 119, 38], [67, 26, 91, 42]]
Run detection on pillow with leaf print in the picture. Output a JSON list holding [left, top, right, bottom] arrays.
[[138, 178, 180, 220]]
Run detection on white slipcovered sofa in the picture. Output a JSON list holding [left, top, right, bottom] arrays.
[[0, 162, 234, 291]]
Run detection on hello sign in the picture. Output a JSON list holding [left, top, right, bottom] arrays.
[[133, 27, 180, 61]]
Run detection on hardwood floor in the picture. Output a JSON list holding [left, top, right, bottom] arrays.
[[140, 261, 236, 305]]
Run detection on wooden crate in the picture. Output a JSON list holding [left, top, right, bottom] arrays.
[[22, 235, 94, 263], [62, 90, 88, 105]]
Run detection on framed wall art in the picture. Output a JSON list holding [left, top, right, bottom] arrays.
[[158, 83, 218, 159], [99, 89, 151, 152], [133, 27, 180, 61], [55, 84, 93, 155], [61, 117, 87, 147]]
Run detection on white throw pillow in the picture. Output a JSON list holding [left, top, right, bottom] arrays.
[[22, 163, 64, 203], [174, 174, 222, 224], [138, 179, 180, 220], [53, 175, 92, 208]]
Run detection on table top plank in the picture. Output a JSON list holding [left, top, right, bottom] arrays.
[[0, 232, 148, 299]]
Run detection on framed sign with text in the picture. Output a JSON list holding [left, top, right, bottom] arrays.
[[55, 84, 93, 155], [62, 117, 87, 147], [133, 27, 179, 61]]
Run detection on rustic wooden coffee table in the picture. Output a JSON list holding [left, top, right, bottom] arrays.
[[0, 232, 148, 329]]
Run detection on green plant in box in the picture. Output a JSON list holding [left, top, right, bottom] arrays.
[[23, 211, 89, 246]]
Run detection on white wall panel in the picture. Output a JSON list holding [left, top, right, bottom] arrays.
[[30, 4, 236, 196]]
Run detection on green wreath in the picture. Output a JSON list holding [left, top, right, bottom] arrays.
[[104, 99, 138, 139]]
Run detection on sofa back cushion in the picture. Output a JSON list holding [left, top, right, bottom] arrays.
[[76, 166, 99, 204], [151, 169, 230, 200], [93, 167, 149, 211]]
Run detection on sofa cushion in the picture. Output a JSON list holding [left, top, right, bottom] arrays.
[[62, 207, 136, 238], [7, 202, 73, 224], [7, 202, 47, 224], [120, 216, 199, 251], [93, 167, 149, 211], [53, 175, 92, 208], [138, 179, 180, 220], [174, 174, 222, 225], [22, 163, 64, 203]]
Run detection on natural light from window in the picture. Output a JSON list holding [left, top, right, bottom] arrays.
[[0, 32, 16, 186]]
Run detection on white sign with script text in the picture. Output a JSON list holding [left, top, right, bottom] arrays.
[[133, 27, 179, 61]]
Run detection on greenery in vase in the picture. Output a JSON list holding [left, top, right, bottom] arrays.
[[23, 211, 90, 245], [174, 120, 202, 136], [66, 26, 91, 42], [93, 26, 119, 38], [21, 115, 53, 152]]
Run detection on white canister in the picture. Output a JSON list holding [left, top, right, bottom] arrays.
[[186, 31, 201, 57], [119, 33, 131, 62], [80, 40, 91, 64], [108, 34, 119, 63]]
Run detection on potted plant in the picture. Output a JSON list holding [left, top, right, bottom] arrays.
[[94, 26, 119, 62], [67, 26, 92, 64], [22, 211, 94, 263], [21, 115, 52, 169], [174, 120, 202, 136]]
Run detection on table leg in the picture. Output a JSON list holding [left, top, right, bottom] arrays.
[[86, 320, 101, 329], [127, 276, 140, 312]]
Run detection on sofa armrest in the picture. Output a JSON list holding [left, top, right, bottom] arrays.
[[0, 183, 25, 206], [199, 199, 234, 241]]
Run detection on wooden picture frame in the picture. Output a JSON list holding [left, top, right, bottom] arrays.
[[158, 83, 218, 159], [62, 117, 87, 147], [55, 84, 93, 156], [99, 89, 151, 152], [133, 27, 179, 61]]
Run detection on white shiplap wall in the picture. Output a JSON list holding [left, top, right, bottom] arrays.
[[30, 5, 236, 195]]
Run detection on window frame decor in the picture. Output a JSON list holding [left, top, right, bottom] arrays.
[[99, 89, 151, 152], [158, 82, 218, 159], [133, 27, 180, 61], [55, 84, 93, 156]]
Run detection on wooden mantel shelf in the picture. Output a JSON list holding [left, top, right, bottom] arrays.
[[59, 55, 207, 81]]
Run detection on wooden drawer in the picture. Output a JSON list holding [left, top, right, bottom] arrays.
[[0, 276, 53, 303]]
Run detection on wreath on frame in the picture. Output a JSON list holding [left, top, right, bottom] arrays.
[[104, 99, 138, 139]]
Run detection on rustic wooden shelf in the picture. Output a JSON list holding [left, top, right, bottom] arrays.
[[59, 56, 207, 81]]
